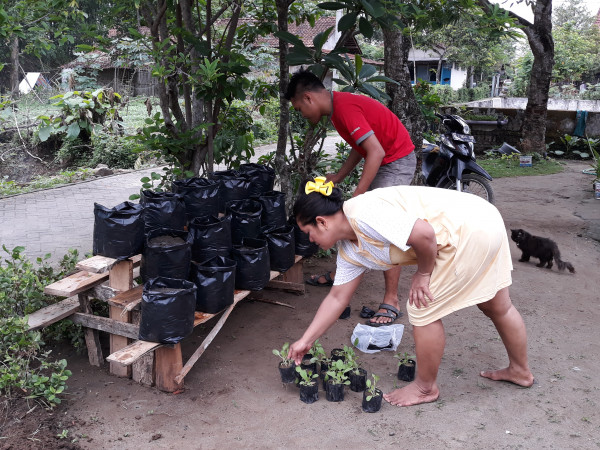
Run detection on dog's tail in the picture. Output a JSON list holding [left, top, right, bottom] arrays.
[[554, 245, 575, 273]]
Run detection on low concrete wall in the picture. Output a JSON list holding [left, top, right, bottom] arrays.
[[443, 97, 600, 153]]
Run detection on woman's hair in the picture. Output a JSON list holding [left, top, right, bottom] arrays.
[[293, 178, 344, 226]]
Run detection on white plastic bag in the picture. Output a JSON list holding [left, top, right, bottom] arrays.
[[351, 323, 404, 354]]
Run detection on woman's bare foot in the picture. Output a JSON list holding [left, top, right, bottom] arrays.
[[480, 367, 534, 387], [383, 382, 439, 407]]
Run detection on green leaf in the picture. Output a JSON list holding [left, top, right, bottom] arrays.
[[359, 64, 377, 79], [274, 31, 305, 48], [38, 125, 52, 142], [66, 122, 80, 140], [358, 17, 374, 39], [317, 2, 348, 10], [150, 172, 162, 180], [338, 12, 358, 32]]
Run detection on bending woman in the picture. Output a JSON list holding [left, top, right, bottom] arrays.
[[288, 178, 534, 407]]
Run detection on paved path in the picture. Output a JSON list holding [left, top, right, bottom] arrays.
[[0, 136, 342, 265]]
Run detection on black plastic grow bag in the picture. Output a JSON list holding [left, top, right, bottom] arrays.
[[238, 163, 275, 196], [226, 199, 262, 246], [257, 190, 287, 230], [138, 277, 197, 344], [209, 170, 253, 213], [231, 237, 270, 291], [189, 256, 236, 314], [262, 224, 296, 273], [188, 214, 232, 262], [140, 190, 186, 234], [171, 177, 220, 222], [140, 228, 193, 283], [93, 201, 144, 260], [289, 216, 319, 257]]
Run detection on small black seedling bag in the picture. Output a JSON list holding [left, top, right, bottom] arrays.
[[209, 170, 253, 213], [172, 177, 220, 223], [140, 228, 193, 283], [188, 214, 232, 262], [226, 199, 262, 246], [140, 190, 186, 234], [258, 190, 287, 230], [289, 215, 319, 257], [189, 256, 236, 314], [238, 163, 275, 196], [231, 237, 270, 291], [262, 224, 296, 273], [138, 277, 197, 344], [93, 201, 144, 260]]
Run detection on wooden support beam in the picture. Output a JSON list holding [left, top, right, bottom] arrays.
[[155, 344, 183, 392], [78, 294, 104, 367], [265, 279, 305, 293], [27, 296, 80, 331], [174, 303, 236, 385], [109, 260, 134, 377], [131, 310, 154, 387], [69, 312, 140, 340], [106, 340, 161, 366], [107, 285, 143, 309]]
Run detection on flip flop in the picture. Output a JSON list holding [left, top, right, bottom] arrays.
[[360, 306, 375, 318], [366, 303, 402, 327], [305, 271, 334, 287]]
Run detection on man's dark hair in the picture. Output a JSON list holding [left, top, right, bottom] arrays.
[[284, 69, 326, 100]]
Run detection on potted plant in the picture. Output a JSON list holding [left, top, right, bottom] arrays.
[[362, 374, 383, 413], [273, 342, 296, 383], [395, 352, 416, 382], [325, 359, 350, 402], [296, 367, 319, 404], [330, 347, 345, 362], [343, 343, 367, 392]]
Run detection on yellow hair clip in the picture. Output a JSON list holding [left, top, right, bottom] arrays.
[[305, 176, 334, 196]]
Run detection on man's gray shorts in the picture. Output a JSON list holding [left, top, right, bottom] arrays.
[[369, 151, 417, 189]]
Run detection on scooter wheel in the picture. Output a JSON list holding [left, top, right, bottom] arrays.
[[442, 173, 495, 204]]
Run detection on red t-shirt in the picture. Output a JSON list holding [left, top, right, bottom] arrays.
[[330, 91, 414, 164]]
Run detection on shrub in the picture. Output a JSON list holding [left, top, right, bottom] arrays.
[[0, 316, 72, 408], [90, 131, 141, 169]]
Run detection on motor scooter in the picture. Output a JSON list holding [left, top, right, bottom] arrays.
[[421, 113, 494, 203]]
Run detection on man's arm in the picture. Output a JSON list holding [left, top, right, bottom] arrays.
[[326, 148, 362, 184], [353, 134, 385, 197]]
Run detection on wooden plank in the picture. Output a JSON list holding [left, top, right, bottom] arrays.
[[44, 271, 108, 297], [155, 344, 184, 392], [265, 279, 305, 293], [27, 297, 80, 330], [174, 304, 236, 385], [69, 312, 140, 340], [76, 254, 141, 274], [106, 340, 161, 366], [109, 260, 134, 378], [107, 285, 143, 309], [88, 283, 118, 302], [78, 294, 104, 367]]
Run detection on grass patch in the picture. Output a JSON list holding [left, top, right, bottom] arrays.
[[479, 153, 565, 178]]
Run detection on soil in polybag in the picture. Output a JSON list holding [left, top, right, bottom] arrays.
[[140, 228, 193, 283], [93, 201, 144, 260], [172, 177, 220, 223], [138, 277, 197, 344], [231, 237, 270, 291], [189, 255, 236, 314], [188, 214, 232, 262]]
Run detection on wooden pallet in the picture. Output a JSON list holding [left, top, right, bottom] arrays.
[[36, 253, 305, 392]]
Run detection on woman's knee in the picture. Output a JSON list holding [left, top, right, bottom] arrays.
[[477, 288, 513, 318]]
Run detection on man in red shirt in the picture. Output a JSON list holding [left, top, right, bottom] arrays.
[[285, 69, 416, 326]]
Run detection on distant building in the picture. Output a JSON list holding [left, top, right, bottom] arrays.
[[408, 48, 467, 90]]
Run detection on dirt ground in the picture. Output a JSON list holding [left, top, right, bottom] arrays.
[[2, 161, 600, 449]]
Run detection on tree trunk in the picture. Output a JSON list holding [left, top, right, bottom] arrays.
[[10, 35, 19, 96], [383, 27, 426, 184], [520, 0, 554, 154]]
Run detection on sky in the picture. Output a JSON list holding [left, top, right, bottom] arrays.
[[492, 0, 600, 22]]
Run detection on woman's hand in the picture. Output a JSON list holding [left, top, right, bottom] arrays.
[[288, 339, 313, 365], [409, 272, 435, 309]]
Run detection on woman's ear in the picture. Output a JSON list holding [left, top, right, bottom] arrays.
[[315, 216, 328, 230]]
